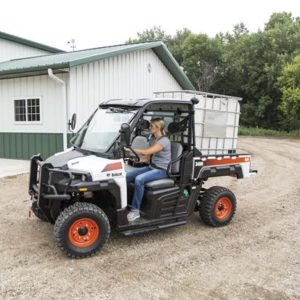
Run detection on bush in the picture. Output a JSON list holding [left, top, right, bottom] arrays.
[[239, 126, 300, 138]]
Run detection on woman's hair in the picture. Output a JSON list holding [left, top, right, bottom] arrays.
[[150, 117, 166, 136]]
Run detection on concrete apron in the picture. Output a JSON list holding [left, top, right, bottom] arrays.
[[0, 159, 30, 178]]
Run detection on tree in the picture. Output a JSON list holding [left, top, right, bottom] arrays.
[[277, 55, 300, 131], [182, 34, 223, 91], [127, 26, 171, 44], [126, 12, 300, 130], [127, 27, 191, 65], [165, 28, 192, 65], [215, 13, 300, 129], [212, 27, 250, 97], [232, 23, 249, 39]]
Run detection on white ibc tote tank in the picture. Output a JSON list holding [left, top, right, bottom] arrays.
[[154, 90, 242, 155]]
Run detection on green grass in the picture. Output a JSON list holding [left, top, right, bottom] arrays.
[[239, 126, 300, 138]]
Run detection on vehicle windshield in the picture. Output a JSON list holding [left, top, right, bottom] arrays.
[[70, 107, 137, 154]]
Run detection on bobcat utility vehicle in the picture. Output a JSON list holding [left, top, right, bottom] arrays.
[[29, 95, 255, 258]]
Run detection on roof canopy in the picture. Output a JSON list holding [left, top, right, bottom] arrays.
[[100, 98, 194, 108], [0, 31, 64, 53], [0, 41, 195, 90]]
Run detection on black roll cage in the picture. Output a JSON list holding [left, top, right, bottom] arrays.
[[127, 101, 195, 149]]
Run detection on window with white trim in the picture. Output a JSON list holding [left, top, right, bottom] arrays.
[[14, 98, 41, 122]]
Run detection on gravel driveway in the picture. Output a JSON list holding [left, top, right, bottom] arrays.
[[0, 137, 299, 299]]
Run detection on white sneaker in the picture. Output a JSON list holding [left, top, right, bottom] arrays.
[[127, 210, 140, 222]]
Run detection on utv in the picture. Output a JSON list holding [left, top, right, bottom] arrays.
[[29, 98, 255, 258]]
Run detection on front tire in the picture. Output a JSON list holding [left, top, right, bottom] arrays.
[[200, 186, 237, 227], [54, 202, 110, 258]]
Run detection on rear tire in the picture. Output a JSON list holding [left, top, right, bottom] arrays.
[[200, 186, 236, 227], [31, 201, 48, 222], [54, 202, 110, 258]]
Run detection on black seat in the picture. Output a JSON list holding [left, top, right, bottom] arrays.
[[145, 178, 175, 189], [145, 141, 183, 189]]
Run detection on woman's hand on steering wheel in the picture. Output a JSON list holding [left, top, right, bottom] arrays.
[[124, 147, 140, 162]]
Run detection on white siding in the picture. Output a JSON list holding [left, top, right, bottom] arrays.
[[69, 49, 182, 129], [0, 49, 184, 134], [0, 73, 69, 133], [0, 38, 50, 62]]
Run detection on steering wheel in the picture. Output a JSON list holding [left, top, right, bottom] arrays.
[[126, 147, 140, 162]]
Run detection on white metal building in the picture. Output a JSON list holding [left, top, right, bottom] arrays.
[[0, 38, 194, 159], [0, 31, 63, 62]]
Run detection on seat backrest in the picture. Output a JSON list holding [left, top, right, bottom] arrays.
[[167, 122, 181, 135], [171, 142, 183, 174], [131, 136, 149, 148]]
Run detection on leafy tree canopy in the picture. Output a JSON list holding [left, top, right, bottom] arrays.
[[127, 12, 300, 130], [278, 55, 300, 130]]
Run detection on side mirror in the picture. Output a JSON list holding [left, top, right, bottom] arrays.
[[68, 113, 77, 131], [119, 123, 131, 147]]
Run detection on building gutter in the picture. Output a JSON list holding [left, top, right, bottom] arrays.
[[47, 68, 68, 151]]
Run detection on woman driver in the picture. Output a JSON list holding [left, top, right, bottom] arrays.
[[126, 118, 171, 222]]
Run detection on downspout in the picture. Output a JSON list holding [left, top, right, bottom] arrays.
[[48, 68, 68, 151]]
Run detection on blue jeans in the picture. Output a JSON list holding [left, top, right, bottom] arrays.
[[126, 166, 167, 210]]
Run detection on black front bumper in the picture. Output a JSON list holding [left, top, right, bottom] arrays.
[[29, 155, 74, 199], [29, 155, 75, 223], [28, 154, 94, 223], [28, 154, 43, 196]]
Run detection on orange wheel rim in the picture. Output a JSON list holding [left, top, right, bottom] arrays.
[[68, 218, 99, 248], [214, 197, 232, 220]]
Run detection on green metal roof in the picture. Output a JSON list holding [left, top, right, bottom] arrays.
[[0, 31, 64, 53], [0, 41, 195, 90]]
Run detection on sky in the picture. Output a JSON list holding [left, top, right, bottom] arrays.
[[0, 0, 299, 51]]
